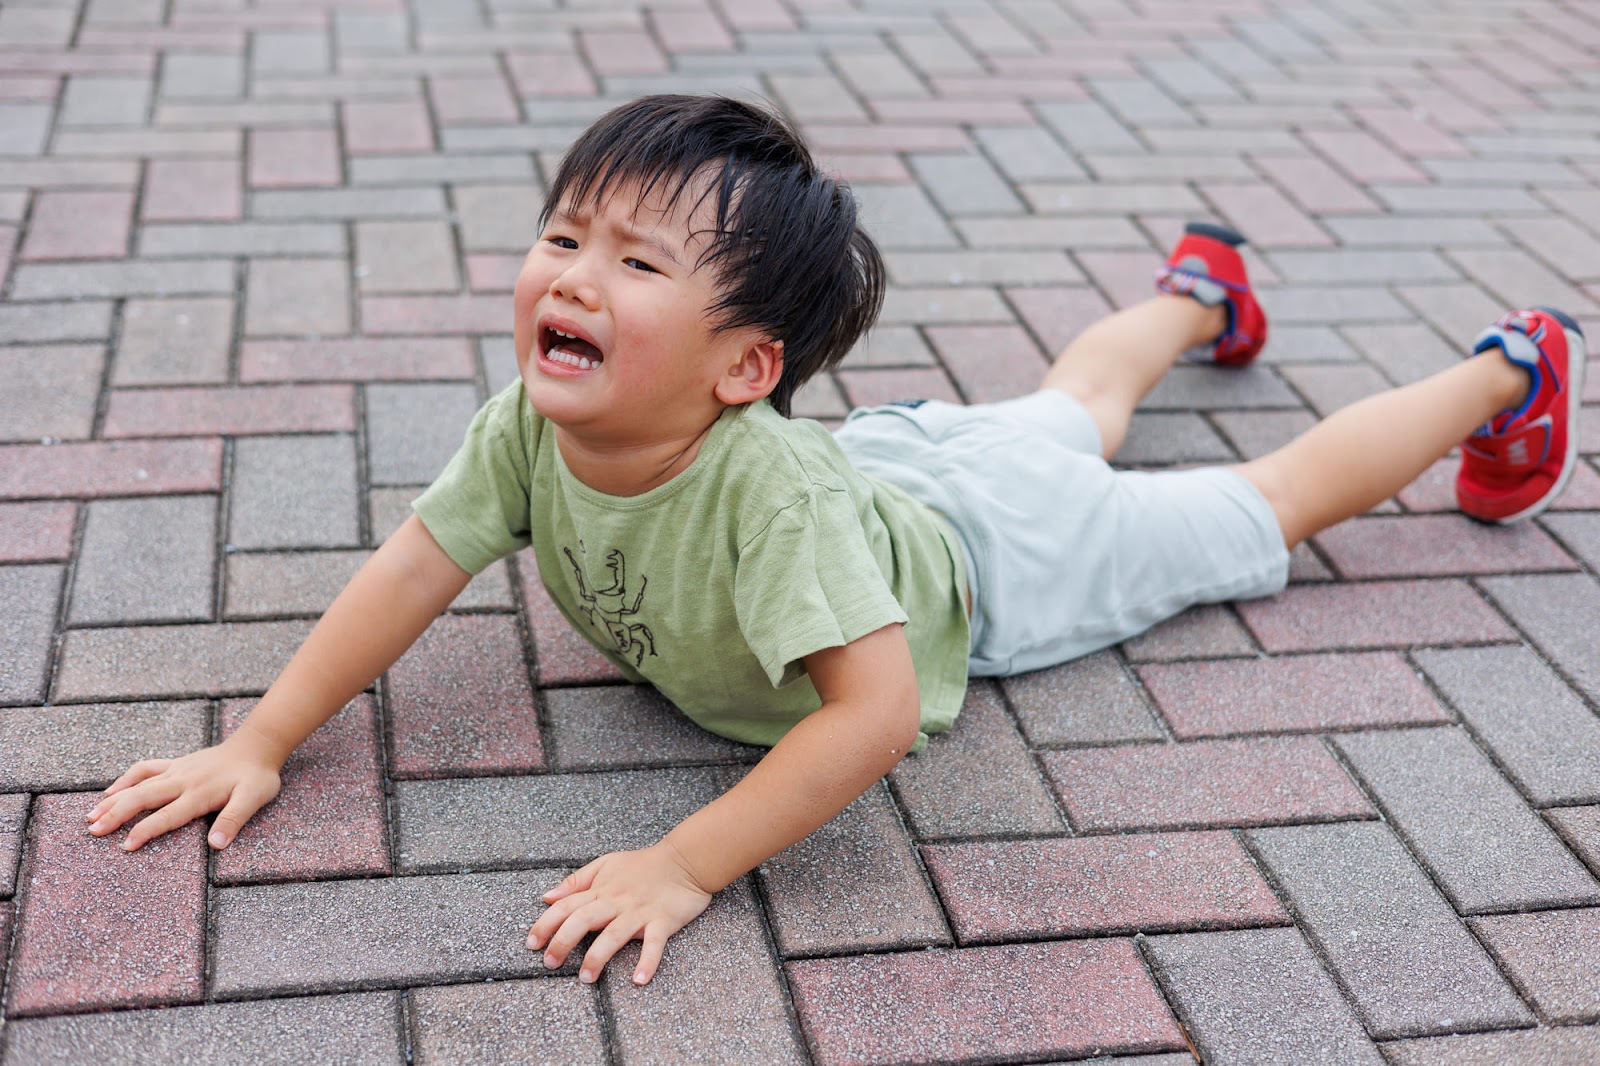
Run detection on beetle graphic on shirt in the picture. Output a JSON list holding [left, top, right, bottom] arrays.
[[562, 543, 657, 666]]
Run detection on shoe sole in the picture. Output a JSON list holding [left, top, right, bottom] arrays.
[[1493, 313, 1587, 524]]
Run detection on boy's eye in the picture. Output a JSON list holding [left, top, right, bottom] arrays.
[[624, 258, 659, 274], [546, 236, 577, 250]]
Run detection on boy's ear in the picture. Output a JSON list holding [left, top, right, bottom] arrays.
[[714, 338, 784, 406]]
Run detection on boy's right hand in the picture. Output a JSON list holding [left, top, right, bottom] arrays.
[[86, 736, 283, 852]]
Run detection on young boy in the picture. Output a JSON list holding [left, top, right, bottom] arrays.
[[89, 95, 1586, 988]]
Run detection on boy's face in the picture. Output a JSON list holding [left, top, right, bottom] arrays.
[[513, 177, 766, 446]]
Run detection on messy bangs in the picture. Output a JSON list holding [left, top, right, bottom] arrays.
[[540, 95, 884, 417]]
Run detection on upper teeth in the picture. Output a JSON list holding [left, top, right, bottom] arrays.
[[554, 329, 577, 339]]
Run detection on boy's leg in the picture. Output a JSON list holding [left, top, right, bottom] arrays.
[[1044, 223, 1266, 459], [1239, 308, 1586, 546], [1042, 296, 1223, 458]]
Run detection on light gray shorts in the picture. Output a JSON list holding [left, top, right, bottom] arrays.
[[833, 390, 1290, 676]]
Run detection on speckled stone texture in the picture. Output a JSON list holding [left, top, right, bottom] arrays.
[[0, 564, 61, 704], [1001, 651, 1164, 745], [213, 696, 389, 884], [7, 793, 205, 1016], [1044, 737, 1374, 831], [0, 793, 25, 896], [1313, 514, 1576, 578], [517, 554, 627, 685], [0, 501, 76, 563], [1547, 806, 1600, 875], [68, 495, 217, 624], [1140, 652, 1447, 738], [542, 684, 760, 770], [758, 782, 950, 956], [1248, 822, 1532, 1038], [0, 991, 404, 1066], [1336, 728, 1600, 913], [1480, 574, 1600, 703], [604, 879, 808, 1064], [222, 549, 369, 619], [410, 980, 605, 1066], [385, 613, 545, 777], [0, 701, 208, 791], [1469, 909, 1600, 1024], [924, 831, 1286, 943], [888, 680, 1065, 839], [212, 870, 554, 998], [392, 767, 725, 872], [1235, 579, 1515, 651], [52, 620, 314, 702], [1381, 1025, 1600, 1066], [1144, 927, 1386, 1065], [1415, 645, 1600, 805], [1119, 604, 1257, 662], [789, 939, 1185, 1066]]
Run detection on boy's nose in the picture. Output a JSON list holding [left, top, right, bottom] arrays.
[[550, 261, 601, 309]]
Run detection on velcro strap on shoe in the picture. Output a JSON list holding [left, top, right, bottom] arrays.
[[1155, 267, 1227, 307], [1472, 324, 1542, 371]]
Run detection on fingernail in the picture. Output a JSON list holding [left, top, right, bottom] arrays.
[[579, 970, 595, 984], [208, 831, 227, 848], [543, 953, 556, 968], [634, 971, 648, 985], [121, 840, 135, 851]]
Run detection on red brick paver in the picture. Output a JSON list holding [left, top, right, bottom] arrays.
[[7, 794, 205, 1016], [789, 939, 1184, 1065]]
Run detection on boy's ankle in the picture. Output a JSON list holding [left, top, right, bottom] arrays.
[[1484, 349, 1536, 416]]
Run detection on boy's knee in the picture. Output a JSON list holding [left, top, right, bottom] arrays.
[[1234, 459, 1305, 548]]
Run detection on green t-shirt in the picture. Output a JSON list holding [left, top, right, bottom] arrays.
[[413, 383, 970, 752]]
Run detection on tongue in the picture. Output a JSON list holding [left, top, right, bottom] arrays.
[[556, 337, 602, 361]]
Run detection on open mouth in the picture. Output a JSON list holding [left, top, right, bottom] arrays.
[[540, 324, 605, 371]]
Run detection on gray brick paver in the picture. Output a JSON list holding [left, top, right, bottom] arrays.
[[212, 871, 555, 998], [1336, 727, 1600, 913], [3, 994, 404, 1066], [1248, 822, 1533, 1038]]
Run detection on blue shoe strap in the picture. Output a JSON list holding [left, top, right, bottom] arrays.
[[1473, 325, 1546, 426]]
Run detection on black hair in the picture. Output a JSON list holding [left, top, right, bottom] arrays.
[[540, 94, 885, 416]]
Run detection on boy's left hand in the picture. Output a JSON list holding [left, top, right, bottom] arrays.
[[528, 839, 713, 986]]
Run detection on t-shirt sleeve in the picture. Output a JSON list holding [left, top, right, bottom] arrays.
[[733, 485, 909, 689], [411, 382, 535, 575]]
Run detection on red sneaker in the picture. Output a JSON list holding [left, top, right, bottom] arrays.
[[1154, 222, 1267, 366], [1457, 307, 1587, 524]]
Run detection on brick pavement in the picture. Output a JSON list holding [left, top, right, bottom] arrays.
[[3, 0, 1600, 1062]]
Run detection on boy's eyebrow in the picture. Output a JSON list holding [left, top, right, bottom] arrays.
[[548, 207, 686, 268]]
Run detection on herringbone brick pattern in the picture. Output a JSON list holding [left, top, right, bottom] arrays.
[[3, 0, 1600, 1062]]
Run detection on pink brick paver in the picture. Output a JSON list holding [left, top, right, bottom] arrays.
[[0, 438, 222, 500], [239, 337, 476, 382], [385, 613, 545, 777], [6, 794, 205, 1016], [924, 832, 1287, 942], [213, 696, 389, 884], [1043, 737, 1374, 832], [1236, 579, 1517, 652], [20, 190, 133, 260], [788, 940, 1185, 1065], [141, 159, 242, 222], [1139, 652, 1449, 738], [102, 385, 356, 438], [249, 128, 340, 188], [0, 501, 75, 561]]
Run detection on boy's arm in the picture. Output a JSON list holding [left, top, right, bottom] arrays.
[[529, 621, 921, 985], [88, 515, 472, 850]]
